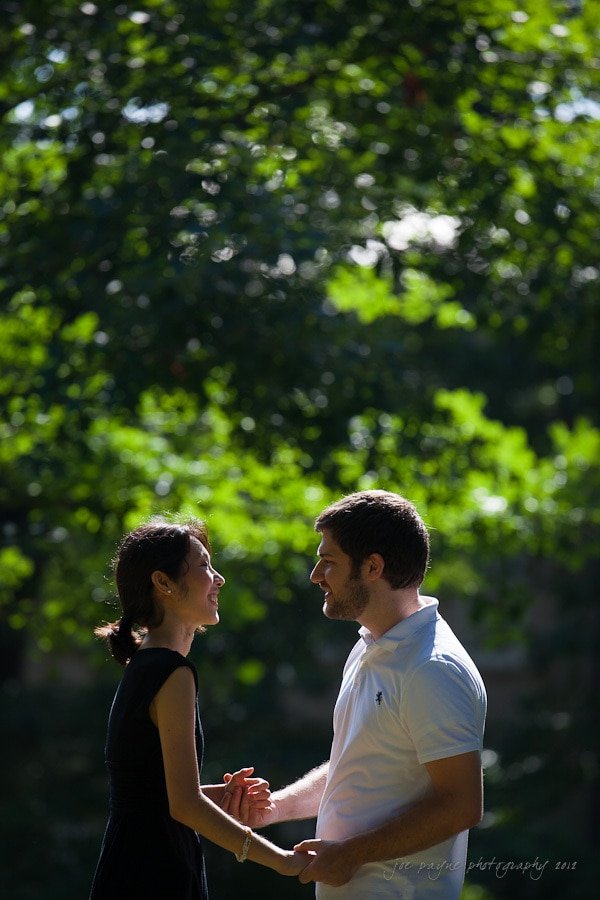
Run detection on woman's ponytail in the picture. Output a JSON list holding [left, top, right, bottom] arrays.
[[94, 616, 142, 666]]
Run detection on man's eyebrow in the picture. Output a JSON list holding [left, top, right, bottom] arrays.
[[318, 551, 334, 559]]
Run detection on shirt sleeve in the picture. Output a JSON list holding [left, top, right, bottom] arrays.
[[401, 655, 486, 764]]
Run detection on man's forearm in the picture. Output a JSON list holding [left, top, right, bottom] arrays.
[[296, 786, 482, 887], [345, 786, 481, 866], [269, 761, 329, 823]]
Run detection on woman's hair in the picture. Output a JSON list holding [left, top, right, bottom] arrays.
[[94, 516, 211, 665], [315, 490, 430, 589]]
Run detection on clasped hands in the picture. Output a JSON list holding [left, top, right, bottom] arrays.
[[220, 769, 357, 885], [220, 766, 273, 828]]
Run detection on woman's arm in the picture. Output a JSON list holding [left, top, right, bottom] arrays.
[[151, 667, 310, 875]]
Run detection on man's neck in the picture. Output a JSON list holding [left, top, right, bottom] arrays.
[[358, 589, 427, 641]]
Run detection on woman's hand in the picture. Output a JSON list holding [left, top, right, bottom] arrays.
[[277, 849, 317, 877], [220, 767, 274, 827]]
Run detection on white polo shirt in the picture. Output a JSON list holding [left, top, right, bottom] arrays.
[[315, 597, 487, 899]]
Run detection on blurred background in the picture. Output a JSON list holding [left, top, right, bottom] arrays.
[[1, 0, 599, 897]]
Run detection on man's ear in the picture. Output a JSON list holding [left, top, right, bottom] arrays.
[[364, 553, 385, 581], [151, 570, 172, 595]]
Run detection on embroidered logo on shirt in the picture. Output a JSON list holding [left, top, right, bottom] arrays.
[[375, 691, 383, 706]]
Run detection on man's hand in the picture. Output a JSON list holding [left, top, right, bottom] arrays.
[[293, 838, 360, 886], [220, 767, 274, 828]]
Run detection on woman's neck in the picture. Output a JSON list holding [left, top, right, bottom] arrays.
[[140, 622, 195, 656]]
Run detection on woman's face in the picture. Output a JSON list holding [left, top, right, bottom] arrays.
[[176, 537, 225, 627]]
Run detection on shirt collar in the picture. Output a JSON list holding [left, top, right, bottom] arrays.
[[359, 596, 439, 651]]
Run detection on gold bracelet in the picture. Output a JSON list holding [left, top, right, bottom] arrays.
[[235, 827, 252, 863]]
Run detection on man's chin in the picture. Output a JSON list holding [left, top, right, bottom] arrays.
[[322, 591, 369, 622], [322, 600, 346, 620], [323, 600, 335, 618]]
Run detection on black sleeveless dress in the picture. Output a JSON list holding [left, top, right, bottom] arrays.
[[90, 648, 209, 899]]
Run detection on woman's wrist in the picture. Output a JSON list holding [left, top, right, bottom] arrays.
[[200, 783, 226, 804], [235, 826, 252, 862], [274, 848, 296, 876]]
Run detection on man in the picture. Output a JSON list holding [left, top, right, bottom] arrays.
[[246, 490, 487, 897]]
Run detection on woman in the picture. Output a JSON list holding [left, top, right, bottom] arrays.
[[90, 517, 311, 899]]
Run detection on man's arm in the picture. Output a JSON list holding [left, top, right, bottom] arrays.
[[269, 761, 330, 823], [295, 750, 483, 886], [225, 761, 329, 828]]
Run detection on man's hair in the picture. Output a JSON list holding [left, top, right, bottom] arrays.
[[315, 490, 430, 589]]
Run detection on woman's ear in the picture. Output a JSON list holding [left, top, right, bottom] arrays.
[[151, 570, 172, 595]]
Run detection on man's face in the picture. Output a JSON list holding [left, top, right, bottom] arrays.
[[310, 528, 370, 622]]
